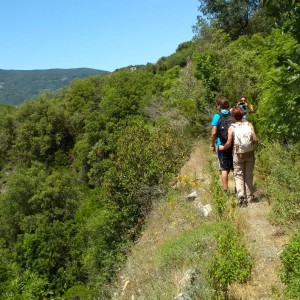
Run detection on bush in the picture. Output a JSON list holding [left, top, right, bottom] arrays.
[[280, 232, 300, 299], [256, 142, 300, 227], [157, 222, 224, 269], [208, 223, 253, 300]]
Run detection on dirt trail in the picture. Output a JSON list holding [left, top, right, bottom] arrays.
[[230, 201, 288, 300], [180, 139, 289, 300]]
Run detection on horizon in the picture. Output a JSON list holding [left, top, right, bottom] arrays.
[[0, 0, 199, 72]]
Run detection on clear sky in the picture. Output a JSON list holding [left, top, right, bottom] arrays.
[[0, 0, 199, 72]]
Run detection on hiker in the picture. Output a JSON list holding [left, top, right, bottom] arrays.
[[237, 96, 254, 120], [219, 106, 258, 205], [210, 97, 233, 192]]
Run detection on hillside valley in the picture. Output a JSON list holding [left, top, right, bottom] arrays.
[[0, 68, 108, 106]]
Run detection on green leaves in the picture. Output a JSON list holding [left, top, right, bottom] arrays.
[[197, 0, 260, 39], [256, 30, 300, 143], [280, 232, 300, 298], [262, 0, 300, 41], [13, 94, 74, 165], [209, 223, 253, 298]]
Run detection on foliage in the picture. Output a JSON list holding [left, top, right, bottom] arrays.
[[3, 269, 50, 300], [256, 30, 300, 143], [208, 223, 253, 299], [196, 0, 260, 40], [163, 62, 209, 135], [218, 34, 264, 104], [0, 104, 16, 169], [256, 142, 300, 227], [0, 162, 48, 245], [0, 163, 85, 298], [208, 160, 229, 219], [156, 41, 194, 72], [101, 116, 188, 221], [280, 232, 300, 299], [158, 222, 224, 269], [12, 93, 75, 165], [157, 221, 252, 300], [262, 0, 300, 41], [193, 50, 220, 101]]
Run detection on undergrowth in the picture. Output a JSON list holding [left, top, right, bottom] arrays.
[[256, 141, 300, 298]]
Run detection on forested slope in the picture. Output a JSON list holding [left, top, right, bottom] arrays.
[[0, 1, 299, 299], [0, 68, 108, 106]]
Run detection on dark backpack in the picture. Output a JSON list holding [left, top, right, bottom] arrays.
[[217, 112, 233, 145], [239, 104, 247, 116]]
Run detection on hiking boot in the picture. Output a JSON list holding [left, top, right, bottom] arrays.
[[237, 194, 246, 206], [247, 196, 254, 204]]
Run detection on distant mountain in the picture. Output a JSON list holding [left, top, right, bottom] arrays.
[[0, 68, 109, 106]]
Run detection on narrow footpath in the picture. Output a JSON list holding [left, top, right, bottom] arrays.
[[183, 139, 289, 300]]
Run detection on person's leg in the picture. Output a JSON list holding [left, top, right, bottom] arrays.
[[217, 148, 230, 191], [233, 153, 245, 198], [244, 151, 255, 201], [221, 170, 229, 191]]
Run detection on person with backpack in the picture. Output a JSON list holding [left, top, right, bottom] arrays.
[[210, 97, 233, 192], [218, 106, 258, 205]]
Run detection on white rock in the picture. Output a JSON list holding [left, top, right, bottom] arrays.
[[174, 292, 192, 300], [201, 204, 212, 217], [187, 191, 198, 199]]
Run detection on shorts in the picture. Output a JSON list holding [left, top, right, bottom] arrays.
[[217, 147, 233, 171]]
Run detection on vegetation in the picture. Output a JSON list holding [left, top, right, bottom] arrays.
[[0, 68, 108, 106], [0, 0, 299, 298]]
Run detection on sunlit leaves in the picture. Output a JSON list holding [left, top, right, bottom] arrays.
[[256, 30, 300, 142]]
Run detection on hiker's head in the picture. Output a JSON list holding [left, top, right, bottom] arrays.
[[216, 97, 229, 109], [231, 107, 244, 121], [240, 96, 246, 103]]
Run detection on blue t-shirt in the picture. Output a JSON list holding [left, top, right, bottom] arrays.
[[211, 110, 230, 146]]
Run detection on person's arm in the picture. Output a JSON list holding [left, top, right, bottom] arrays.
[[218, 127, 233, 150], [211, 126, 217, 153], [249, 123, 258, 144]]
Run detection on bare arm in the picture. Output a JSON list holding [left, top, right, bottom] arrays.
[[218, 127, 233, 151], [211, 126, 217, 153], [249, 123, 258, 144]]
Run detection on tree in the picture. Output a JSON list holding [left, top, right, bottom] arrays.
[[195, 0, 260, 39], [13, 93, 74, 165], [262, 0, 300, 41]]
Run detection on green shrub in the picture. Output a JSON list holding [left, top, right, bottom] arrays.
[[158, 221, 252, 300], [157, 222, 224, 269], [208, 160, 229, 219], [208, 223, 253, 300], [256, 142, 300, 227], [280, 232, 300, 299]]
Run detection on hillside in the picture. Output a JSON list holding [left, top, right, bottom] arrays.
[[0, 68, 108, 105]]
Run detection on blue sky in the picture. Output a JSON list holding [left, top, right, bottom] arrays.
[[0, 0, 199, 72]]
